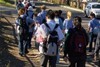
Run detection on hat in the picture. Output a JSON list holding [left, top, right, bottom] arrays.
[[28, 6, 33, 11]]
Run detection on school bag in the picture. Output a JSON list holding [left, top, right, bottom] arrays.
[[43, 23, 59, 56], [35, 26, 45, 43], [18, 16, 29, 39], [69, 29, 87, 54]]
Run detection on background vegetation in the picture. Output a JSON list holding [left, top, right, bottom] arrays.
[[0, 0, 15, 7]]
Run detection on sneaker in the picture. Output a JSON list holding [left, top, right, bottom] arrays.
[[19, 53, 25, 57], [25, 50, 29, 54]]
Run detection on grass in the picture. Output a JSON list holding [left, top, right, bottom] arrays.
[[0, 0, 16, 8]]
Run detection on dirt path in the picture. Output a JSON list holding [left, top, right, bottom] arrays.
[[0, 15, 38, 67]]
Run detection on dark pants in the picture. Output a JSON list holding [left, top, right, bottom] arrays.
[[40, 54, 57, 67], [69, 55, 86, 67], [27, 32, 33, 48], [98, 59, 100, 67], [18, 34, 28, 55], [89, 33, 97, 52]]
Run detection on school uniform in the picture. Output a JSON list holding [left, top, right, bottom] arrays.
[[88, 18, 100, 52], [16, 14, 28, 55], [63, 19, 73, 34], [36, 19, 64, 67], [26, 17, 34, 48]]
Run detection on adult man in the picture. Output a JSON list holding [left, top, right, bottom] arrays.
[[63, 16, 88, 67], [36, 10, 64, 67]]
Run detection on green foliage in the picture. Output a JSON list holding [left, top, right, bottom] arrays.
[[0, 0, 15, 7]]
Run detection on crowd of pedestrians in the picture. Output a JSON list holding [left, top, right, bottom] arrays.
[[15, 0, 100, 67]]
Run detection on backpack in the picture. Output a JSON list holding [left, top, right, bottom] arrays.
[[69, 29, 87, 54], [43, 23, 59, 56], [18, 16, 29, 39]]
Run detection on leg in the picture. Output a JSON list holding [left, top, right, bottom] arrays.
[[77, 56, 86, 67], [69, 57, 76, 67], [49, 56, 57, 67], [89, 33, 94, 52], [28, 32, 33, 48], [40, 54, 48, 67], [24, 40, 29, 54], [18, 35, 24, 56]]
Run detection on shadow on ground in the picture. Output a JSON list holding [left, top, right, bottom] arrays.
[[0, 17, 25, 67]]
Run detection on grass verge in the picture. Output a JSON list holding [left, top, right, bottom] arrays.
[[0, 0, 15, 8]]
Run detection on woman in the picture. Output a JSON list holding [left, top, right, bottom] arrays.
[[63, 11, 73, 35]]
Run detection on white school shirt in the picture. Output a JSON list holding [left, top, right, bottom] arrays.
[[38, 19, 64, 53]]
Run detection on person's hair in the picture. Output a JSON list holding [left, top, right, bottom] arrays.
[[90, 12, 95, 18], [46, 10, 55, 19], [18, 8, 25, 16], [73, 16, 82, 27], [41, 5, 46, 10], [67, 11, 72, 19], [58, 10, 62, 15], [54, 10, 59, 17]]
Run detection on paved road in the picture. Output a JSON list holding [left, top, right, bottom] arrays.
[[0, 1, 99, 67], [33, 1, 91, 30]]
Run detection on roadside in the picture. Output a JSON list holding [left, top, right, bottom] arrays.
[[0, 1, 99, 67], [41, 1, 84, 13], [0, 0, 15, 8]]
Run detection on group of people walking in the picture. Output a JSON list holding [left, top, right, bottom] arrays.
[[15, 0, 100, 67]]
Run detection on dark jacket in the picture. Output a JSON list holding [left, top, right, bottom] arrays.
[[64, 27, 89, 57]]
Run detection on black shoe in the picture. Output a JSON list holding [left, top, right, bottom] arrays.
[[25, 50, 29, 54], [28, 46, 31, 49], [19, 53, 24, 57]]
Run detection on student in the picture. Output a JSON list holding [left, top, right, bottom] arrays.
[[16, 8, 29, 56], [36, 10, 64, 67], [16, 8, 34, 56], [63, 16, 88, 67], [22, 0, 33, 11], [33, 11, 42, 25], [63, 11, 73, 35], [38, 5, 47, 24], [88, 13, 100, 52], [26, 6, 34, 19], [54, 10, 63, 30], [16, 0, 24, 11], [58, 10, 64, 22]]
